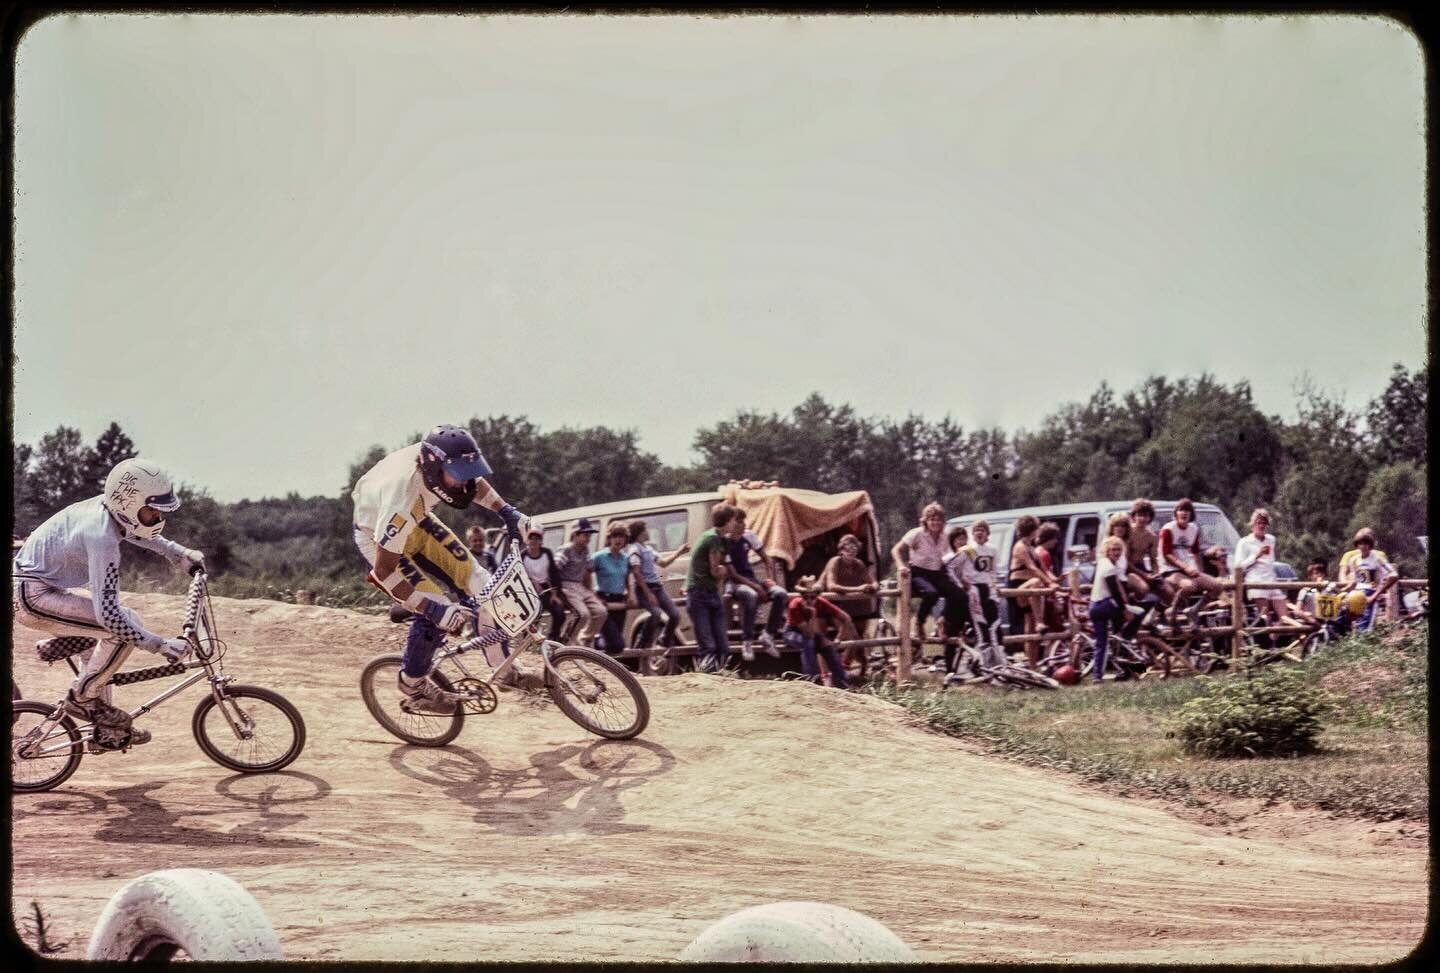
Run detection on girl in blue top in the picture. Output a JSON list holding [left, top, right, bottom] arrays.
[[591, 524, 635, 651]]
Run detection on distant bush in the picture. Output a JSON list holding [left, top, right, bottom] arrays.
[[1171, 668, 1334, 758]]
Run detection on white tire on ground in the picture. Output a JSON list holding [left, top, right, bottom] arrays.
[[86, 868, 284, 961], [677, 901, 916, 964]]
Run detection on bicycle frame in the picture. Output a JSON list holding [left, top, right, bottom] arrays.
[[18, 570, 251, 758], [434, 538, 596, 702]]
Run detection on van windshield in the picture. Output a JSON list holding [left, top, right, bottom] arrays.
[[1196, 510, 1240, 550]]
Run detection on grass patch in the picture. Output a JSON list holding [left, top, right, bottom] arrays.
[[870, 623, 1429, 821]]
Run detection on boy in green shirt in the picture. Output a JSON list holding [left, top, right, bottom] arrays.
[[686, 504, 737, 672]]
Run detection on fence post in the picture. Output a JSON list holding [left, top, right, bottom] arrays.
[[1231, 566, 1245, 661], [1387, 583, 1401, 622], [897, 571, 913, 685]]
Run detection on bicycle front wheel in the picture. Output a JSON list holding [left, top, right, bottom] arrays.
[[547, 646, 650, 739], [192, 686, 306, 773], [12, 701, 84, 793], [359, 654, 463, 747]]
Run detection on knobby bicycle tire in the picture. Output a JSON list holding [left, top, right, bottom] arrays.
[[359, 654, 464, 747], [991, 665, 1061, 690], [192, 685, 306, 773], [547, 646, 651, 739], [12, 701, 84, 793]]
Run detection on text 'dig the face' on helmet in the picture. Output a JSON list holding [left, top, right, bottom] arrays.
[[418, 424, 493, 509], [103, 460, 181, 540]]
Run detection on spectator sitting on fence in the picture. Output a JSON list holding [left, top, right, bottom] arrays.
[[554, 518, 607, 647], [1338, 527, 1398, 632], [464, 525, 500, 574], [723, 508, 788, 662], [1234, 508, 1302, 634], [1126, 498, 1166, 608], [1008, 515, 1054, 669], [892, 502, 970, 663], [1158, 498, 1223, 624], [520, 525, 567, 640], [625, 520, 688, 651], [819, 532, 880, 679], [685, 503, 737, 673], [1036, 520, 1069, 634], [1292, 558, 1336, 628], [783, 575, 854, 690], [591, 523, 635, 652]]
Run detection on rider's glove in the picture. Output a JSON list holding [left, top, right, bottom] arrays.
[[182, 548, 206, 574], [497, 503, 526, 540], [160, 638, 192, 663], [421, 597, 471, 636]]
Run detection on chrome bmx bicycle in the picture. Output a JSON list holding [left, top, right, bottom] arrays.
[[359, 536, 650, 747], [11, 569, 307, 793]]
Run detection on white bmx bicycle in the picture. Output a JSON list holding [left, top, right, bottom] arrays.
[[359, 536, 650, 747], [12, 568, 307, 793]]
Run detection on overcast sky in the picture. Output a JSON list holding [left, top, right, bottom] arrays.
[[12, 14, 1426, 503]]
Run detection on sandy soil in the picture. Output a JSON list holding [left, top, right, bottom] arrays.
[[9, 594, 1429, 963]]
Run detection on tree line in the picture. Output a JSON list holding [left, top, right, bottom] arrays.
[[12, 365, 1428, 600]]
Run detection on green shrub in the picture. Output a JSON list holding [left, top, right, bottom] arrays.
[[1171, 668, 1334, 758]]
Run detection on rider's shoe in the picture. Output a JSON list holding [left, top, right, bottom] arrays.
[[397, 673, 462, 715], [759, 631, 781, 658], [740, 641, 756, 662]]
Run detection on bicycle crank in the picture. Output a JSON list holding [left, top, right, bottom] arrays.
[[454, 679, 498, 714]]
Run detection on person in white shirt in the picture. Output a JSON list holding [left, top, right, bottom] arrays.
[[12, 459, 204, 747], [1233, 509, 1298, 627], [952, 520, 1001, 649], [351, 424, 534, 715], [1087, 536, 1130, 684], [1338, 528, 1399, 631], [1158, 498, 1223, 622], [891, 502, 970, 662]]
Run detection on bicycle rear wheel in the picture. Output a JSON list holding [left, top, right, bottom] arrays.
[[547, 646, 650, 739], [12, 701, 84, 793], [192, 686, 306, 773], [359, 654, 464, 747]]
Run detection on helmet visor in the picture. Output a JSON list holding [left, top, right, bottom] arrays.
[[444, 451, 493, 481], [145, 490, 181, 512]]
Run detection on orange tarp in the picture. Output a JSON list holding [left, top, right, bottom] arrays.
[[718, 482, 877, 570]]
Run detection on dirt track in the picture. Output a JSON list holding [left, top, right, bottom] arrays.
[[10, 594, 1428, 963]]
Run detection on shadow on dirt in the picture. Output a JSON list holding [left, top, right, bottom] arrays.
[[89, 773, 330, 848], [386, 738, 676, 837]]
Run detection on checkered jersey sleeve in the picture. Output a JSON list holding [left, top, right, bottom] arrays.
[[88, 543, 166, 650]]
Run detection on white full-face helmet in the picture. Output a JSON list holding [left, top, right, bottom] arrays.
[[102, 459, 181, 539]]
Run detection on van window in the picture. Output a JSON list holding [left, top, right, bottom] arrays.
[[633, 509, 690, 552], [543, 525, 566, 551], [1197, 510, 1240, 550], [1072, 516, 1100, 555]]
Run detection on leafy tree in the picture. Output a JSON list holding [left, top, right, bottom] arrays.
[[1346, 462, 1427, 574], [1364, 363, 1427, 467], [29, 426, 98, 516], [85, 422, 139, 492], [1271, 380, 1371, 569], [13, 443, 42, 535]]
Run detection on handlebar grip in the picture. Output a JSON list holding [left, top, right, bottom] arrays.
[[188, 563, 205, 576]]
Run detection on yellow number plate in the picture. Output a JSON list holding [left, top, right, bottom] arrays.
[[1315, 593, 1342, 621]]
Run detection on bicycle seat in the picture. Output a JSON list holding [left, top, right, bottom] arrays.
[[35, 636, 98, 663]]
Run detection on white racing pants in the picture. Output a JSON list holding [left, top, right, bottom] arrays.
[[12, 579, 140, 704]]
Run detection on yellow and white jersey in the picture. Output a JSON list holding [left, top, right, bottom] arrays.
[[351, 443, 440, 555], [1340, 548, 1393, 589]]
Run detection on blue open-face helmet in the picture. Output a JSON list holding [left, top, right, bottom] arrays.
[[417, 424, 493, 508]]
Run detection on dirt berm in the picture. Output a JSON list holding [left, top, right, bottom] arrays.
[[9, 594, 1427, 963]]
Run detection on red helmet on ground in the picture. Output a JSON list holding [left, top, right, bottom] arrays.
[[1052, 664, 1080, 686]]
